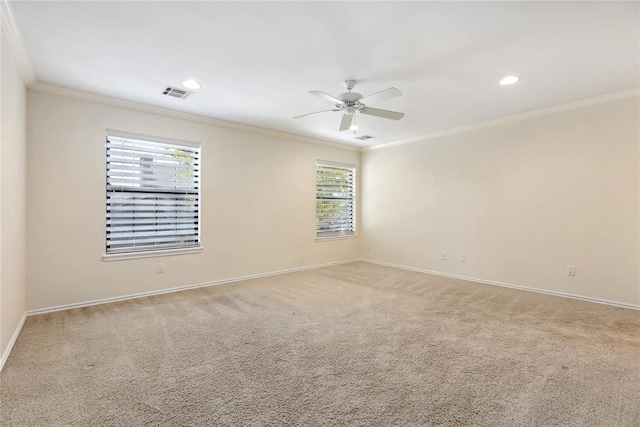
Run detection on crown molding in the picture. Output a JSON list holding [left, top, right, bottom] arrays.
[[26, 81, 640, 154], [0, 0, 36, 86], [29, 82, 360, 152], [365, 88, 640, 152]]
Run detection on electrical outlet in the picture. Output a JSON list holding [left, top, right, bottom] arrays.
[[157, 263, 165, 274], [459, 253, 466, 263], [566, 265, 575, 276], [440, 251, 447, 261]]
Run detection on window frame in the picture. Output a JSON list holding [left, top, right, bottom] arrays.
[[102, 130, 203, 261], [315, 160, 357, 241]]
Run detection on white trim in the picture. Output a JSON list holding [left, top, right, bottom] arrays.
[[0, 312, 27, 372], [315, 234, 358, 242], [361, 259, 640, 311], [316, 159, 356, 169], [106, 129, 201, 149], [365, 88, 640, 152], [102, 246, 203, 262], [27, 259, 360, 315], [29, 82, 361, 152], [0, 0, 36, 86], [19, 256, 640, 321]]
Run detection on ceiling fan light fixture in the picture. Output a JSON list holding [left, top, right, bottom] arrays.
[[349, 114, 359, 131], [500, 75, 520, 86], [182, 80, 202, 90]]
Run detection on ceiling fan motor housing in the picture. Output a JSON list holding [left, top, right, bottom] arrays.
[[339, 92, 363, 102]]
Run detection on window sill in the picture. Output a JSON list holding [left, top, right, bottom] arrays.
[[315, 234, 358, 242], [102, 246, 203, 262]]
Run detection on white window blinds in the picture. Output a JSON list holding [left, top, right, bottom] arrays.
[[106, 133, 200, 254], [316, 161, 356, 238]]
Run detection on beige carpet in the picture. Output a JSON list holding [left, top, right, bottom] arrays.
[[1, 262, 639, 426]]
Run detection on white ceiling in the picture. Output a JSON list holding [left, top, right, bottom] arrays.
[[9, 1, 640, 147]]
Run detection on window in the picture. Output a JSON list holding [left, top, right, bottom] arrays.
[[105, 131, 200, 256], [316, 161, 356, 239]]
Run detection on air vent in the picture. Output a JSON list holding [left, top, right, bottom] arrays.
[[162, 86, 192, 99], [354, 135, 375, 141]]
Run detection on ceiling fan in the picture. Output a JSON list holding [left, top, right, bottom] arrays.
[[293, 80, 404, 131]]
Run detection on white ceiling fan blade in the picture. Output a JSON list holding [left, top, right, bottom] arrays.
[[359, 87, 402, 104], [309, 91, 343, 105], [339, 113, 353, 131], [360, 107, 405, 120], [293, 109, 340, 119]]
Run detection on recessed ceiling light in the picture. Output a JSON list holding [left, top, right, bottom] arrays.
[[182, 80, 201, 90], [500, 75, 520, 86]]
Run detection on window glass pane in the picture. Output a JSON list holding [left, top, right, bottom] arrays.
[[316, 162, 356, 238], [106, 134, 201, 254]]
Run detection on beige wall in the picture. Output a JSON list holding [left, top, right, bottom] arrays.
[[361, 96, 640, 306], [27, 90, 359, 310], [20, 86, 640, 312], [1, 33, 28, 357]]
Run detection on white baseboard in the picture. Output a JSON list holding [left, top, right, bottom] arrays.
[[0, 312, 27, 372], [14, 257, 637, 369], [361, 259, 640, 311], [27, 259, 361, 316]]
